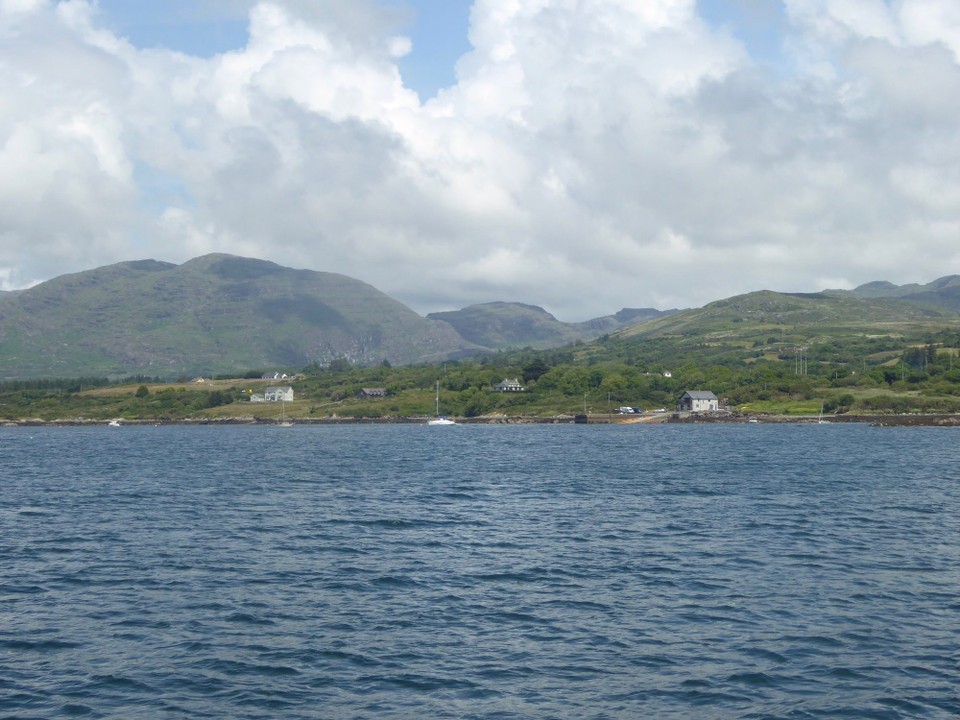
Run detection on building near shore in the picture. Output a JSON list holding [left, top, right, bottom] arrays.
[[253, 386, 294, 403], [677, 390, 719, 413]]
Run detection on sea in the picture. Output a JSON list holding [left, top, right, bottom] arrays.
[[1, 422, 957, 719]]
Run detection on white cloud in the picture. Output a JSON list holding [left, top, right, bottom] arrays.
[[0, 0, 43, 14], [890, 165, 960, 211], [785, 0, 899, 43], [2, 0, 960, 321], [898, 0, 960, 60]]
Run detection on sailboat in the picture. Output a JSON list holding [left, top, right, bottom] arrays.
[[427, 381, 456, 425], [279, 397, 293, 427], [817, 402, 831, 424]]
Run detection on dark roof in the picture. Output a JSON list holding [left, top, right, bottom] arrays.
[[682, 390, 717, 399]]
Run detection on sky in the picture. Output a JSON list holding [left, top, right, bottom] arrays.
[[2, 0, 960, 321]]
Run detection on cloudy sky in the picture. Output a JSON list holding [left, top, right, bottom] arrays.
[[2, 0, 960, 320]]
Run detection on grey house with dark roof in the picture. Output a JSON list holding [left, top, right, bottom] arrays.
[[677, 390, 719, 413]]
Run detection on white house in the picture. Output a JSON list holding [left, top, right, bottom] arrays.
[[677, 390, 719, 413], [493, 378, 525, 392], [264, 386, 294, 403]]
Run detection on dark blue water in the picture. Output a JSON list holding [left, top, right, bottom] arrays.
[[1, 423, 958, 719]]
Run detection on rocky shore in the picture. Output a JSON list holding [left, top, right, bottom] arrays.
[[666, 412, 960, 426], [5, 412, 960, 427]]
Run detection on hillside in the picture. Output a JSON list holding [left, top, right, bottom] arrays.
[[427, 302, 582, 349], [602, 289, 960, 369], [626, 290, 955, 338], [427, 302, 674, 349], [829, 275, 960, 313], [0, 254, 479, 379], [6, 254, 960, 382], [7, 270, 960, 421]]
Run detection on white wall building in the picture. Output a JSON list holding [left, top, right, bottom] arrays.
[[264, 386, 294, 403]]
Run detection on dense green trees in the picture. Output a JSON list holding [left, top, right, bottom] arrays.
[[522, 358, 550, 383]]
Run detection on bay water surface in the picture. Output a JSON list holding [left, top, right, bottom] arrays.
[[1, 423, 958, 719]]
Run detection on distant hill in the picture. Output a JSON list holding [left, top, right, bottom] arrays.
[[0, 254, 480, 379], [623, 289, 957, 340], [579, 287, 960, 372], [828, 275, 960, 313], [427, 302, 675, 349], [571, 307, 678, 336], [618, 290, 960, 357], [6, 253, 960, 381]]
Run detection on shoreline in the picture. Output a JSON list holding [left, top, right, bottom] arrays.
[[4, 413, 960, 427]]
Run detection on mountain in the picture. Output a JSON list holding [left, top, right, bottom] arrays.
[[831, 275, 960, 313], [427, 302, 581, 349], [842, 281, 904, 299], [571, 307, 678, 336], [576, 287, 960, 372], [7, 253, 959, 381], [427, 302, 676, 349], [623, 289, 957, 340], [0, 254, 480, 379]]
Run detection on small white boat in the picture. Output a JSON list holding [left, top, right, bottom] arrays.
[[427, 381, 456, 425], [428, 417, 456, 426], [107, 419, 121, 427], [818, 403, 831, 424], [278, 399, 293, 427]]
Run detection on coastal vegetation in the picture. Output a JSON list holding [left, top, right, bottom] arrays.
[[4, 328, 960, 422]]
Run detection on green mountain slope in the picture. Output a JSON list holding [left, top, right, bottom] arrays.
[[605, 289, 960, 368], [427, 302, 582, 349], [427, 302, 675, 349], [626, 290, 955, 337], [7, 253, 960, 382], [0, 254, 479, 379]]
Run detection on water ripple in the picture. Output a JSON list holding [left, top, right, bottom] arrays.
[[1, 423, 958, 719]]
